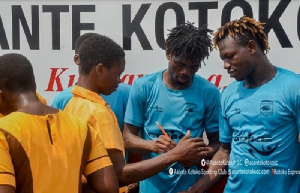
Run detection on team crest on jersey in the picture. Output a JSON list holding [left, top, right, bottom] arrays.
[[260, 100, 273, 116], [185, 103, 198, 117]]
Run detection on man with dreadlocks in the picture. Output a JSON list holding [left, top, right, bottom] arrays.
[[123, 22, 220, 193], [179, 16, 300, 193]]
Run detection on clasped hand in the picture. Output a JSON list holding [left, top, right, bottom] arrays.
[[151, 131, 209, 167]]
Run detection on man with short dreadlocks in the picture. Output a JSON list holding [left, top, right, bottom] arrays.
[[123, 22, 220, 193], [179, 16, 300, 193]]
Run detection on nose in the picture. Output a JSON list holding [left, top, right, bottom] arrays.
[[223, 61, 230, 70], [180, 67, 192, 76]]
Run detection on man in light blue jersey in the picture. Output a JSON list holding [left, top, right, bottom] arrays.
[[51, 33, 131, 131], [181, 16, 300, 193], [123, 22, 220, 193]]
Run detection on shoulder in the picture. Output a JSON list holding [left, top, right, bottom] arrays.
[[68, 95, 99, 111], [51, 86, 74, 107], [117, 83, 131, 92], [132, 71, 162, 87], [0, 113, 18, 129], [58, 110, 86, 124], [276, 67, 300, 96], [110, 83, 131, 98], [53, 86, 73, 99], [277, 67, 300, 81], [220, 81, 239, 100], [130, 71, 163, 96], [193, 74, 220, 93]]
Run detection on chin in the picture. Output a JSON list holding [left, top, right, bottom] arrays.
[[234, 77, 245, 82]]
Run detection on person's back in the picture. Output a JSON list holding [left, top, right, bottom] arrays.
[[0, 53, 118, 193], [0, 110, 113, 193]]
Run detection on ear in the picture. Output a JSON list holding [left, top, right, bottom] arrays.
[[247, 40, 257, 55], [95, 63, 105, 76], [166, 52, 171, 60], [0, 90, 5, 115], [74, 54, 80, 65], [0, 90, 3, 101]]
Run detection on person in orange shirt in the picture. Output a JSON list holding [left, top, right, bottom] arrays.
[[0, 53, 119, 193], [64, 34, 209, 193]]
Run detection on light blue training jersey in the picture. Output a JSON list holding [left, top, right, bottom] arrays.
[[51, 83, 131, 131], [124, 70, 220, 193], [220, 67, 300, 193]]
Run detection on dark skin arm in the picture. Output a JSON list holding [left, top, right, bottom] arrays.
[[113, 130, 209, 187], [206, 132, 220, 159], [180, 131, 219, 169], [86, 165, 119, 193], [123, 123, 176, 154], [178, 142, 231, 193], [124, 123, 219, 168], [0, 185, 15, 193]]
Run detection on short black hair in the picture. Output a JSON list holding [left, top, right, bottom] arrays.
[[79, 34, 125, 75], [213, 15, 270, 53], [0, 53, 36, 92], [165, 22, 213, 67], [74, 33, 98, 54]]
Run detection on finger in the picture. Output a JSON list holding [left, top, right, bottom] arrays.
[[199, 147, 210, 153], [157, 136, 176, 148], [191, 137, 204, 143], [160, 135, 176, 145], [156, 143, 174, 153], [192, 141, 208, 148], [181, 130, 191, 140], [194, 149, 210, 158]]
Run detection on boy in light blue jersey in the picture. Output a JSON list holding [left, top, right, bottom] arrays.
[[123, 22, 220, 193], [182, 16, 300, 193]]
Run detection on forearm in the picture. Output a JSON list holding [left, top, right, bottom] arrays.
[[206, 141, 220, 160], [206, 131, 220, 160], [123, 123, 155, 154], [120, 150, 177, 185], [0, 185, 15, 193], [124, 134, 154, 154], [189, 146, 229, 193]]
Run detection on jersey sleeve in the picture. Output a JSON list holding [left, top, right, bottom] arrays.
[[0, 131, 15, 187], [84, 126, 112, 176], [51, 87, 73, 110], [219, 92, 233, 143], [203, 86, 220, 133], [89, 108, 124, 152]]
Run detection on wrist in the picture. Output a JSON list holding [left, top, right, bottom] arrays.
[[164, 149, 178, 163]]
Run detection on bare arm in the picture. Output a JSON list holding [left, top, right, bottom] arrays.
[[178, 131, 219, 169], [0, 185, 15, 193], [86, 165, 119, 193], [206, 132, 220, 159], [111, 131, 209, 187], [179, 142, 231, 193], [123, 123, 176, 154]]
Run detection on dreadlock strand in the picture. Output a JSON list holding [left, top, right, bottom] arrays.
[[213, 15, 270, 53], [165, 22, 213, 66]]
